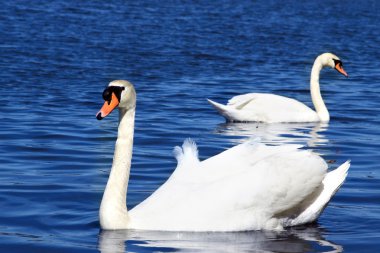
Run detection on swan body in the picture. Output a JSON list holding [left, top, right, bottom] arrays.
[[208, 53, 348, 123], [96, 80, 350, 231]]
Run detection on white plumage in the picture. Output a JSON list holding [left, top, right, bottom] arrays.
[[208, 94, 320, 123], [129, 139, 349, 231], [97, 80, 350, 231], [208, 53, 348, 123]]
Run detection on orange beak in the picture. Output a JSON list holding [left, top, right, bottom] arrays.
[[335, 63, 348, 77], [96, 93, 120, 120]]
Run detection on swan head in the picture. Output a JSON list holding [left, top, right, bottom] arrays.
[[318, 53, 348, 77], [96, 80, 136, 120]]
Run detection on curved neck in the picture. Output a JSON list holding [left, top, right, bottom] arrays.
[[99, 107, 135, 229], [310, 59, 329, 122]]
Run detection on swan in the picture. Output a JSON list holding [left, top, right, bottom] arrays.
[[207, 53, 348, 123], [96, 80, 350, 231]]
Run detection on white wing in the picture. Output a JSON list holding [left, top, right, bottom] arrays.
[[129, 139, 329, 231]]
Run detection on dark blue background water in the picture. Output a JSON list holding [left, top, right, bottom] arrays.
[[1, 1, 379, 252]]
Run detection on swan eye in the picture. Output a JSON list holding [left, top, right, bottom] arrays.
[[102, 86, 125, 104], [102, 89, 112, 102]]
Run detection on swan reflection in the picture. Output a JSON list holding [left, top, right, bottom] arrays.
[[214, 122, 329, 147], [98, 225, 342, 253]]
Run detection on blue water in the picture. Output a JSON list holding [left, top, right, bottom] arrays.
[[1, 1, 380, 252]]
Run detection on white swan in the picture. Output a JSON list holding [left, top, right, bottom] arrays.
[[96, 80, 350, 231], [208, 53, 348, 123]]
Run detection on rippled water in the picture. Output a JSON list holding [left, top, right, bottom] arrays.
[[1, 1, 380, 252]]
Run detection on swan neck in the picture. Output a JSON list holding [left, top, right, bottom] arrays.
[[99, 106, 135, 229], [310, 59, 329, 122]]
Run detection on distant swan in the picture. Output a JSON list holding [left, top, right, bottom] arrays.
[[208, 53, 348, 123], [96, 80, 350, 231]]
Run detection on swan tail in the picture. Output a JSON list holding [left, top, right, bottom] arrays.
[[322, 160, 350, 195], [207, 99, 235, 121], [287, 160, 350, 226], [207, 99, 227, 112], [173, 138, 200, 166]]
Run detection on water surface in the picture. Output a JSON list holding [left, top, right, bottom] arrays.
[[1, 1, 380, 252]]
